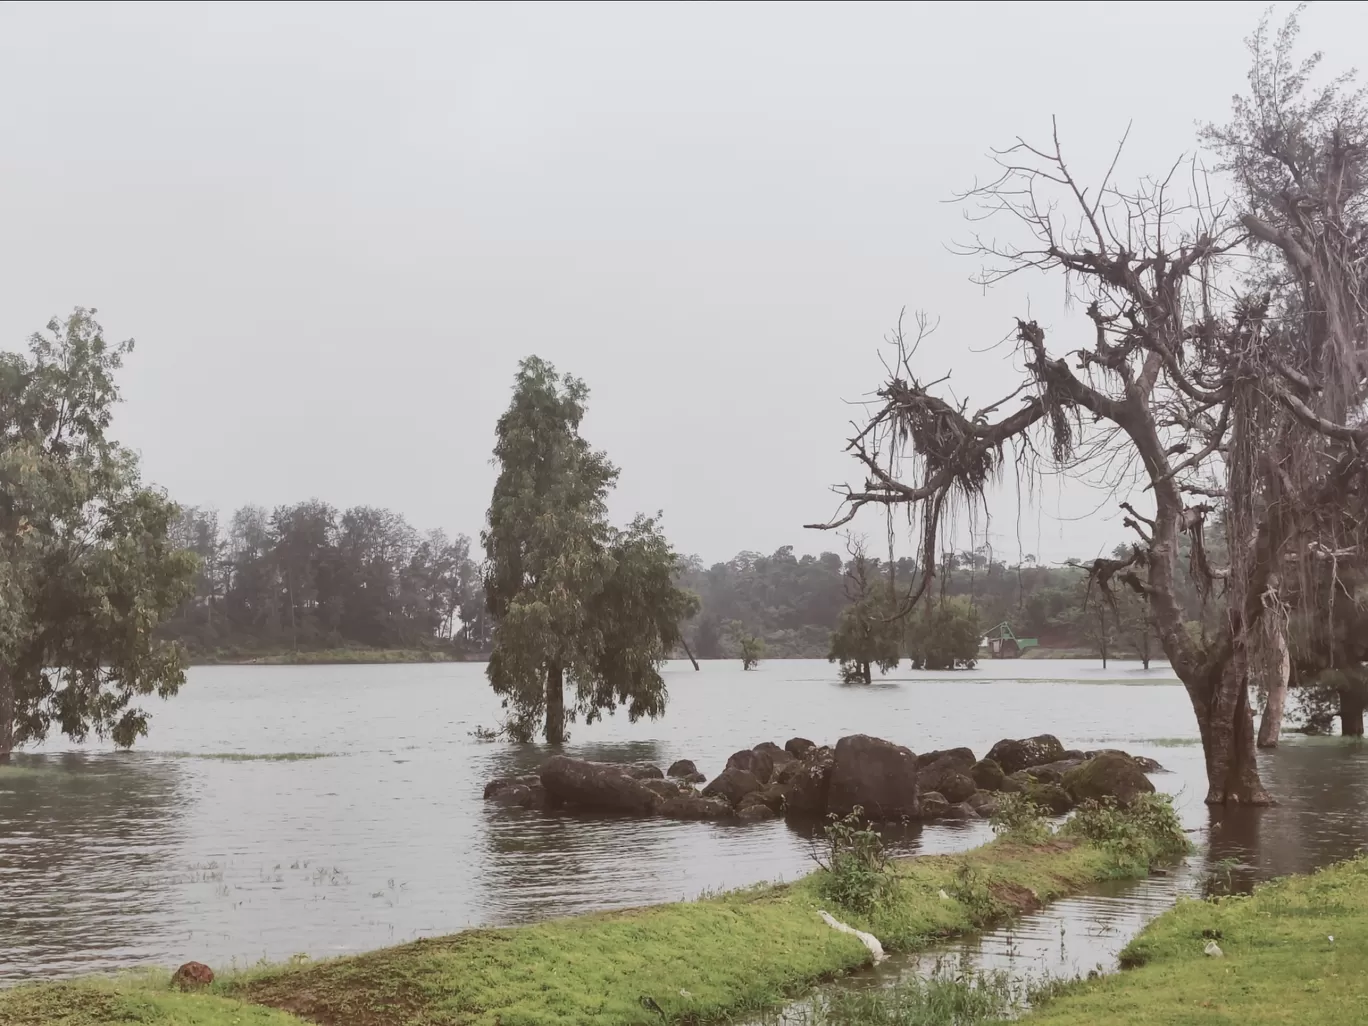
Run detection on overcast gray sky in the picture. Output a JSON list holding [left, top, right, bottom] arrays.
[[2, 1, 1363, 566]]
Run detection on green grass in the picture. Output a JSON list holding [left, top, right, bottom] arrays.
[[0, 764, 64, 781], [0, 975, 303, 1026], [0, 803, 1187, 1026], [1018, 853, 1368, 1025], [794, 965, 1024, 1024]]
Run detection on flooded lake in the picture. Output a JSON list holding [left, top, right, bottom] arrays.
[[3, 658, 1367, 983]]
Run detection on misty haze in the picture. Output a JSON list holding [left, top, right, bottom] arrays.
[[3, 3, 1368, 1025]]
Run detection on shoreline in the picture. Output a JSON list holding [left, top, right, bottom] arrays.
[[0, 804, 1184, 1026], [186, 649, 1136, 667]]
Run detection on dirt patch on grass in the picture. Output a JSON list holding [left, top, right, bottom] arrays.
[[989, 880, 1042, 914], [237, 959, 431, 1026]]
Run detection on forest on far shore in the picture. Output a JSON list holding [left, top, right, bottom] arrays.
[[157, 503, 1195, 664]]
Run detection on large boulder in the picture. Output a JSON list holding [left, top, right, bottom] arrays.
[[1017, 758, 1085, 785], [782, 745, 835, 817], [987, 734, 1067, 775], [1085, 749, 1165, 773], [919, 791, 950, 819], [1063, 752, 1156, 806], [785, 737, 816, 759], [483, 773, 542, 800], [775, 758, 805, 786], [970, 758, 1007, 792], [703, 767, 763, 807], [484, 774, 546, 808], [621, 762, 664, 780], [917, 747, 976, 768], [667, 759, 707, 783], [738, 789, 783, 820], [725, 748, 775, 784], [1020, 780, 1073, 815], [965, 791, 998, 817], [756, 742, 796, 774], [919, 751, 978, 804], [489, 783, 543, 809], [942, 802, 977, 821], [540, 756, 661, 816], [642, 777, 693, 800], [826, 734, 921, 821], [743, 781, 788, 814], [660, 795, 734, 820]]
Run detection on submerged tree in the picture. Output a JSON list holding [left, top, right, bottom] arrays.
[[828, 538, 902, 683], [0, 310, 196, 762], [906, 597, 980, 670], [482, 357, 694, 743], [809, 12, 1367, 805], [739, 633, 765, 671]]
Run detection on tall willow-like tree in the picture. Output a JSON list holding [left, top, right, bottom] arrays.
[[810, 12, 1367, 805], [0, 310, 196, 762], [482, 357, 695, 744]]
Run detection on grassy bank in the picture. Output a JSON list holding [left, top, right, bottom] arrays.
[[1014, 852, 1368, 1025], [0, 799, 1185, 1026], [190, 647, 466, 666]]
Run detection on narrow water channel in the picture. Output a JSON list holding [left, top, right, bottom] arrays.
[[748, 866, 1204, 1024]]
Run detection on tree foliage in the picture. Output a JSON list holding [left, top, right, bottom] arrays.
[[827, 540, 902, 683], [906, 597, 980, 670], [159, 502, 481, 655], [482, 357, 695, 743], [809, 10, 1367, 805], [0, 310, 196, 760]]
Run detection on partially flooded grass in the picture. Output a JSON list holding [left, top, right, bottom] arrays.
[[150, 751, 338, 762], [0, 763, 64, 780], [1020, 853, 1368, 1025], [0, 799, 1189, 1026], [784, 966, 1021, 1025]]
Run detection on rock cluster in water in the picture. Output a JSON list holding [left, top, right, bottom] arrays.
[[482, 733, 1162, 824]]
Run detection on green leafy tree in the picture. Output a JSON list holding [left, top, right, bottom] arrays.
[[827, 540, 901, 684], [0, 310, 196, 762], [906, 597, 980, 670], [482, 357, 693, 743]]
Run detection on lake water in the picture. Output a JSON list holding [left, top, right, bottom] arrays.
[[3, 658, 1368, 984]]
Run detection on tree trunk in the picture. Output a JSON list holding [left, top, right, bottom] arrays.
[[1140, 626, 1151, 670], [1099, 608, 1108, 668], [862, 661, 871, 685], [0, 670, 14, 765], [545, 662, 566, 745], [679, 634, 700, 671], [1256, 613, 1291, 749], [1340, 690, 1365, 737], [1187, 650, 1272, 805]]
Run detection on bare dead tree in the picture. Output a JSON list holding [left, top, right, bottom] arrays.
[[808, 11, 1367, 804]]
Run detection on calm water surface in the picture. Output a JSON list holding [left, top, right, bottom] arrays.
[[3, 658, 1366, 983]]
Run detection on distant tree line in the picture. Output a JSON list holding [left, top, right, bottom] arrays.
[[675, 542, 1180, 664], [158, 503, 485, 657]]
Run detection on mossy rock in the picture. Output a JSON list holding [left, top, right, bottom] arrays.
[[1063, 752, 1155, 806]]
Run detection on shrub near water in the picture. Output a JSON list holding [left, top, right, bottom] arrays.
[[1061, 795, 1190, 875], [813, 808, 901, 916]]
